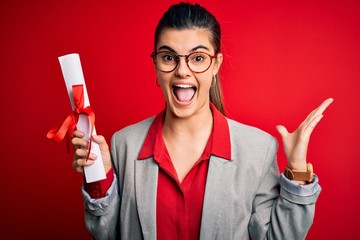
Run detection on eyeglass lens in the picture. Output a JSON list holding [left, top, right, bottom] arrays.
[[154, 52, 213, 73]]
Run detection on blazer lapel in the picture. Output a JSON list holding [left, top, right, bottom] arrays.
[[200, 156, 236, 240], [135, 157, 158, 240]]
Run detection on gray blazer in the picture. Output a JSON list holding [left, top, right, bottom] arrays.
[[83, 117, 321, 240]]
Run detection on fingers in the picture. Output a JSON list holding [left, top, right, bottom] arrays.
[[71, 130, 98, 174], [72, 136, 89, 150], [303, 114, 324, 139], [74, 147, 98, 160], [303, 98, 334, 124], [319, 98, 334, 113], [71, 130, 87, 151], [309, 98, 333, 120], [72, 130, 85, 138], [72, 147, 97, 173], [303, 98, 333, 131], [71, 132, 111, 174], [72, 156, 95, 173], [293, 98, 333, 142], [275, 98, 333, 141]]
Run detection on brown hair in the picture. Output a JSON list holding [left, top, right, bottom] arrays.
[[154, 2, 226, 115]]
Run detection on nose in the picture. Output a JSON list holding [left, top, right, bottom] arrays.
[[174, 56, 191, 78]]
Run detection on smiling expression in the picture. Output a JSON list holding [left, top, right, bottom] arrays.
[[155, 28, 223, 119]]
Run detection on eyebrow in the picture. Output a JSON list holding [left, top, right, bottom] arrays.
[[192, 45, 210, 52], [157, 45, 210, 53]]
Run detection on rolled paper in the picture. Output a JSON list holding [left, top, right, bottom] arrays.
[[49, 53, 106, 183]]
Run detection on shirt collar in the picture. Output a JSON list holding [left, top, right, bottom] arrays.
[[138, 103, 231, 160]]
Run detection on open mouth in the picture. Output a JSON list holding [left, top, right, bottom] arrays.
[[172, 84, 197, 103]]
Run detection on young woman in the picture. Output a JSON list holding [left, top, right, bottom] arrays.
[[72, 2, 333, 240]]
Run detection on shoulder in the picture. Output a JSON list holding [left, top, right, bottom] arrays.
[[226, 117, 278, 154], [111, 116, 155, 145], [227, 118, 275, 140], [225, 118, 279, 178]]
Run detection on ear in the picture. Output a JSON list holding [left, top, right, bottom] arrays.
[[212, 53, 223, 75]]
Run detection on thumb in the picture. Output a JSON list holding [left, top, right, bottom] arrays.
[[276, 125, 289, 138], [91, 135, 109, 151]]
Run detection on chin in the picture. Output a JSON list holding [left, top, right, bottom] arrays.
[[166, 98, 210, 120], [167, 102, 195, 119]]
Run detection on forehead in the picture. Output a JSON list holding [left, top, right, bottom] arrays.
[[157, 28, 214, 53]]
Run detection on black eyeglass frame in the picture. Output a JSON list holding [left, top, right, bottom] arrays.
[[150, 51, 217, 73]]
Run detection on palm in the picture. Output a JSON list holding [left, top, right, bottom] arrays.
[[276, 98, 333, 171]]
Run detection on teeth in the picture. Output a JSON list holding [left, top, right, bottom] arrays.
[[174, 84, 194, 88]]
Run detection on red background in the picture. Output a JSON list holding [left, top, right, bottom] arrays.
[[1, 0, 359, 239]]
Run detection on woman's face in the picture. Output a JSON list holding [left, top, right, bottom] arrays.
[[155, 28, 223, 119]]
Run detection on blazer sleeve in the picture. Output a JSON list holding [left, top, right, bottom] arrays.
[[248, 137, 321, 239], [82, 135, 121, 240]]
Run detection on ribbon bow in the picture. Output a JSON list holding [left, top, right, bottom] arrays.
[[47, 84, 95, 161]]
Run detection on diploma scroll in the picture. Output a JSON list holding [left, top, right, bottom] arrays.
[[59, 53, 106, 183]]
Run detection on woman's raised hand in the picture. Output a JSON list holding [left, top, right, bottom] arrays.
[[276, 98, 334, 171], [71, 130, 112, 174]]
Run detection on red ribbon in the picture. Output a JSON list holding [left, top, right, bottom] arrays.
[[47, 84, 95, 161]]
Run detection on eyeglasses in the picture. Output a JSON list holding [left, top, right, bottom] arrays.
[[150, 51, 217, 73]]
